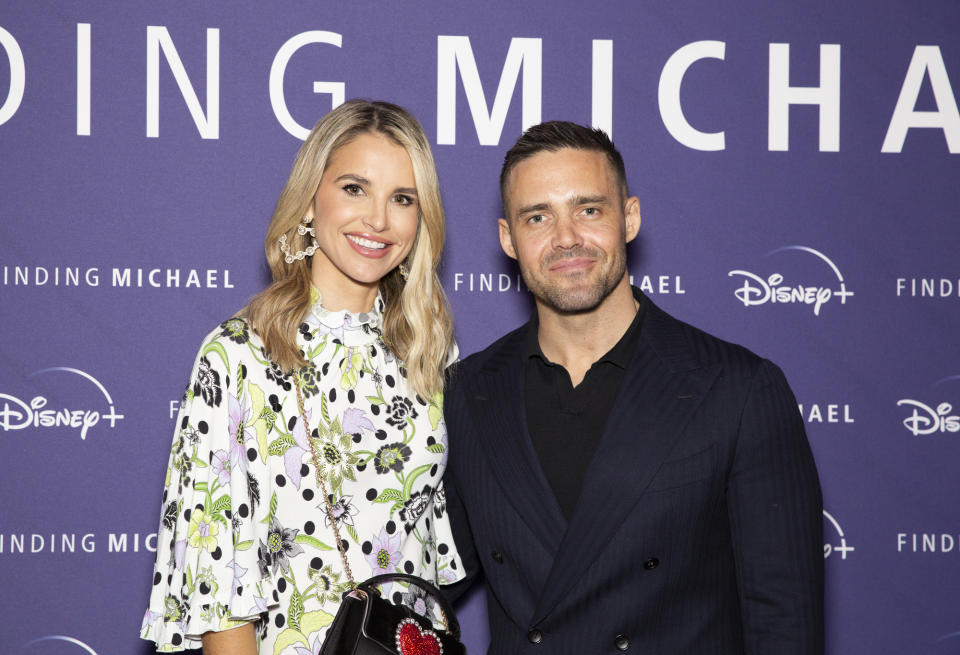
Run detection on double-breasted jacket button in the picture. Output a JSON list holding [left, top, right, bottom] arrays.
[[614, 634, 630, 651], [643, 557, 660, 570], [527, 628, 543, 644], [491, 550, 504, 564]]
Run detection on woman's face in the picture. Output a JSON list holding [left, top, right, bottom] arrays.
[[307, 131, 420, 309]]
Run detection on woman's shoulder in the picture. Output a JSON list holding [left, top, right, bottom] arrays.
[[186, 315, 273, 373], [178, 315, 294, 416], [198, 315, 266, 352]]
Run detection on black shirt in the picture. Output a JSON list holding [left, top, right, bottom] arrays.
[[525, 294, 646, 520]]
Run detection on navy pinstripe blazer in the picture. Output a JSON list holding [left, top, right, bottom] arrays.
[[444, 295, 824, 654]]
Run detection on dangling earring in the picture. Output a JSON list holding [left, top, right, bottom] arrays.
[[279, 216, 319, 264], [399, 263, 410, 281]]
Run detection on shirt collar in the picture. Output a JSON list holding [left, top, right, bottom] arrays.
[[302, 286, 384, 346], [526, 287, 647, 370]]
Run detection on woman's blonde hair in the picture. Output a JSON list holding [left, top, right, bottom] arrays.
[[244, 99, 453, 399]]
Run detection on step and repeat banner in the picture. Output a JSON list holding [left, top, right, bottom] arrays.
[[2, 1, 959, 653]]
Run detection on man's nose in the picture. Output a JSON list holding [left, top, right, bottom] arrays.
[[551, 215, 582, 248]]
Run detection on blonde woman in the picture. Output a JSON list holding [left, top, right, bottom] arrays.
[[141, 100, 464, 654]]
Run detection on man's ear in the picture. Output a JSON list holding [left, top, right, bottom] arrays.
[[498, 218, 518, 260], [623, 196, 641, 243]]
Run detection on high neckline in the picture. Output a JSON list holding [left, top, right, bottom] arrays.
[[302, 286, 384, 347]]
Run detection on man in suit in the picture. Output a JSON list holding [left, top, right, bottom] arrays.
[[444, 121, 824, 654]]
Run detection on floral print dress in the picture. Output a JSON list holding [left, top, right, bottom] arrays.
[[141, 293, 464, 653]]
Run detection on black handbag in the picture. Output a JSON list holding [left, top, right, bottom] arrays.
[[319, 573, 465, 655], [295, 380, 466, 655]]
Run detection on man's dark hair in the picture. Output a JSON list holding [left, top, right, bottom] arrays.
[[499, 121, 628, 216]]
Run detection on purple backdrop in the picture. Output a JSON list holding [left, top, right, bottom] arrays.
[[2, 1, 959, 653]]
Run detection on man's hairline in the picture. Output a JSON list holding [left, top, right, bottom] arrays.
[[500, 146, 629, 222]]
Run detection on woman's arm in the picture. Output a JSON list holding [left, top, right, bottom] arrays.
[[202, 622, 258, 655]]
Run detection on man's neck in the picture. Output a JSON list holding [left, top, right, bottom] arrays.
[[535, 277, 638, 386]]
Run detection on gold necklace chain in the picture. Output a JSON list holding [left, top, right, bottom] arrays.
[[294, 373, 358, 590], [293, 369, 452, 629]]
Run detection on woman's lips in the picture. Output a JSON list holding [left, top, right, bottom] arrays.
[[346, 233, 393, 258]]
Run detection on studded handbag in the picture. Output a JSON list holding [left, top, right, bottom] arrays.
[[294, 379, 466, 655], [319, 572, 465, 655]]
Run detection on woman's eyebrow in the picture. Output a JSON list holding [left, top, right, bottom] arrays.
[[334, 173, 370, 185]]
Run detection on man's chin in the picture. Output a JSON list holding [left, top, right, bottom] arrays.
[[535, 285, 607, 314]]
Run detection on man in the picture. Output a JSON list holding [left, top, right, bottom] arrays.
[[444, 121, 823, 654]]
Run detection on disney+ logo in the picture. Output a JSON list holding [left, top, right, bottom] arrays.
[[823, 510, 854, 560], [0, 368, 123, 440], [22, 635, 99, 654], [897, 401, 960, 436], [897, 375, 960, 436], [728, 246, 854, 316]]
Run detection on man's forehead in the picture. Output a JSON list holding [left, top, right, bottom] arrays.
[[506, 148, 616, 197], [512, 146, 608, 172]]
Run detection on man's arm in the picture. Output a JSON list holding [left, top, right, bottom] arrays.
[[727, 359, 825, 654], [441, 468, 482, 603], [440, 366, 482, 604]]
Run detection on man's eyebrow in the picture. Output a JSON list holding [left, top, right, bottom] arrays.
[[514, 195, 613, 218], [570, 194, 609, 206], [515, 202, 551, 216]]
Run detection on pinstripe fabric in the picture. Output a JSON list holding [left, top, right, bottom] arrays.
[[444, 295, 824, 655]]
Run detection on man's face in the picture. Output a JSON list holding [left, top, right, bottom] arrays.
[[499, 148, 640, 313]]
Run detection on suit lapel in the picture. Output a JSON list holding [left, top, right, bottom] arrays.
[[532, 301, 721, 623], [464, 324, 567, 554]]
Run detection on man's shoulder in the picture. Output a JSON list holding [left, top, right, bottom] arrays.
[[643, 299, 766, 377], [453, 322, 528, 379]]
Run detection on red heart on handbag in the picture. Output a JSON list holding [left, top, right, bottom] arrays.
[[395, 617, 443, 655]]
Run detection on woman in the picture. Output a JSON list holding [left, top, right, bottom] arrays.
[[141, 100, 464, 654]]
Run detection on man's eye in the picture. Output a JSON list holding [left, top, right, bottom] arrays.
[[527, 215, 545, 224], [582, 207, 599, 216]]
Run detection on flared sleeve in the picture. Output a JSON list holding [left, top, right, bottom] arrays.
[[141, 330, 280, 651], [429, 477, 467, 587], [432, 347, 465, 586]]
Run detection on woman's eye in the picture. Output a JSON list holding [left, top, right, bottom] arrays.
[[394, 194, 415, 206], [343, 184, 362, 195]]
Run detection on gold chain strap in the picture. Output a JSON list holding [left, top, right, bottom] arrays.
[[294, 374, 358, 590], [293, 368, 451, 630]]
